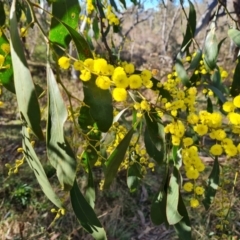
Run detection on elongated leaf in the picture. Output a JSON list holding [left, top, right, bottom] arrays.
[[62, 24, 113, 132], [0, 33, 15, 93], [231, 56, 240, 97], [92, 16, 100, 40], [207, 97, 213, 113], [110, 0, 119, 12], [49, 0, 80, 56], [0, 1, 6, 26], [206, 84, 226, 103], [180, 1, 196, 52], [71, 180, 107, 240], [46, 65, 76, 190], [204, 28, 218, 70], [144, 111, 166, 165], [175, 57, 190, 87], [203, 157, 220, 210], [188, 50, 202, 71], [119, 0, 127, 8], [127, 161, 142, 192], [22, 126, 62, 208], [10, 1, 43, 140], [166, 167, 182, 225], [174, 193, 192, 240], [85, 159, 96, 209], [151, 190, 167, 225], [103, 128, 134, 189], [228, 28, 240, 48]]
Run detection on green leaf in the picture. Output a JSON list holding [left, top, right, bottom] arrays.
[[22, 126, 63, 208], [207, 97, 213, 113], [10, 1, 43, 139], [83, 79, 113, 132], [119, 0, 127, 8], [0, 1, 6, 26], [175, 57, 190, 87], [174, 193, 192, 240], [228, 28, 240, 48], [144, 111, 166, 165], [180, 1, 196, 52], [110, 0, 119, 12], [188, 50, 202, 71], [61, 25, 113, 132], [203, 157, 220, 210], [92, 16, 100, 40], [46, 65, 76, 190], [231, 56, 240, 97], [151, 190, 167, 225], [61, 23, 93, 60], [49, 0, 80, 56], [127, 161, 142, 192], [203, 28, 218, 70], [71, 180, 107, 240], [206, 84, 226, 103], [166, 167, 182, 225], [103, 128, 134, 190], [85, 159, 96, 209], [172, 146, 182, 169], [0, 33, 15, 93]]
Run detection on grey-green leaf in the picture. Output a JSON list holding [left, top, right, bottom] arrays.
[[231, 56, 240, 97], [46, 65, 76, 190], [70, 180, 107, 240], [203, 157, 220, 210], [174, 193, 192, 240], [228, 28, 240, 48], [10, 0, 43, 140], [166, 167, 182, 225], [103, 128, 134, 189], [22, 126, 62, 208]]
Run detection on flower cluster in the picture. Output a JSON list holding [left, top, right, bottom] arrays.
[[106, 5, 120, 25], [0, 42, 10, 69], [58, 56, 153, 102]]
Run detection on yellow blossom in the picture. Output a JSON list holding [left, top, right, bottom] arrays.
[[112, 88, 127, 102], [58, 56, 70, 70], [129, 74, 142, 89], [80, 69, 91, 81], [190, 198, 199, 208], [193, 124, 208, 136], [124, 63, 135, 74], [210, 144, 223, 156], [233, 95, 240, 108], [1, 43, 10, 54], [195, 186, 205, 195], [183, 182, 193, 192], [95, 76, 111, 90]]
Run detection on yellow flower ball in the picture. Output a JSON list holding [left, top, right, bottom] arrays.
[[0, 54, 4, 66], [140, 100, 150, 111], [233, 95, 240, 108], [186, 167, 199, 179], [124, 63, 135, 74], [190, 198, 199, 208], [129, 74, 142, 89], [183, 182, 193, 192], [183, 137, 193, 147], [194, 186, 205, 195], [210, 144, 223, 156], [80, 69, 91, 81], [223, 101, 235, 112], [193, 124, 208, 136], [95, 76, 111, 90], [112, 88, 127, 102], [1, 43, 10, 54], [58, 56, 70, 70]]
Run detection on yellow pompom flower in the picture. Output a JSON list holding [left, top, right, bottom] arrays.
[[193, 124, 208, 136], [84, 58, 94, 71], [183, 137, 193, 147], [140, 100, 150, 111], [210, 144, 223, 156], [112, 88, 127, 102], [0, 54, 4, 66], [93, 58, 108, 74], [214, 129, 226, 141], [112, 68, 129, 88], [186, 167, 199, 179], [80, 69, 91, 81], [190, 198, 199, 208], [228, 112, 240, 125], [1, 43, 10, 54], [172, 135, 180, 146], [183, 182, 193, 192], [95, 76, 111, 90], [233, 95, 240, 108], [129, 74, 142, 89], [73, 60, 83, 71], [187, 113, 199, 125], [194, 186, 205, 195], [124, 63, 135, 74], [141, 70, 152, 81], [223, 101, 235, 112], [224, 144, 238, 157], [58, 56, 70, 70]]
